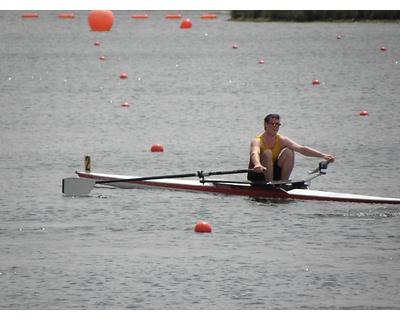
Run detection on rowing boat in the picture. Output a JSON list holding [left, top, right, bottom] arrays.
[[62, 160, 400, 204]]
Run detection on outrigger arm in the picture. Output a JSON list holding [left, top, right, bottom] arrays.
[[305, 160, 329, 187]]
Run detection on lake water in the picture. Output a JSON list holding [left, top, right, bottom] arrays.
[[1, 11, 400, 312]]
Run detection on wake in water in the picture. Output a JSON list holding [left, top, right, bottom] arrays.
[[316, 206, 400, 218]]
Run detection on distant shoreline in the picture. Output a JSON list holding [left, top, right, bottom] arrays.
[[229, 10, 400, 23], [229, 19, 400, 23]]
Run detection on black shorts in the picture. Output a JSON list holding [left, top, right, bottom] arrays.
[[247, 161, 282, 181]]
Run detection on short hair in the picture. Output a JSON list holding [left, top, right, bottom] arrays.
[[264, 114, 280, 123]]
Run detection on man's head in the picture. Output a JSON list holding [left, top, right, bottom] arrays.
[[264, 114, 281, 133]]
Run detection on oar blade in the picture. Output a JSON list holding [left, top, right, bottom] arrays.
[[62, 177, 96, 196]]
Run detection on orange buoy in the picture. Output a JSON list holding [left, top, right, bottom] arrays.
[[121, 102, 130, 107], [359, 110, 369, 116], [232, 44, 238, 49], [132, 14, 148, 19], [151, 144, 164, 152], [380, 47, 386, 51], [312, 79, 320, 85], [22, 13, 38, 18], [88, 10, 114, 32], [180, 19, 192, 29], [58, 13, 75, 18], [201, 14, 217, 19], [120, 73, 128, 79], [166, 14, 182, 19], [194, 221, 212, 233]]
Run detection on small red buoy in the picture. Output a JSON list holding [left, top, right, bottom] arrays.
[[380, 47, 386, 51], [151, 144, 164, 152], [232, 44, 238, 49], [121, 102, 130, 107], [336, 35, 342, 39], [58, 13, 75, 18], [194, 221, 212, 233], [99, 55, 106, 60], [312, 79, 320, 85], [180, 19, 192, 29], [166, 14, 182, 19], [201, 14, 217, 19], [120, 73, 128, 79], [94, 41, 100, 46], [359, 110, 369, 116], [22, 13, 39, 18], [258, 60, 265, 64], [132, 14, 148, 19]]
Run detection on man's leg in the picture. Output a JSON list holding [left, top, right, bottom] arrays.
[[260, 149, 273, 181], [277, 148, 295, 181]]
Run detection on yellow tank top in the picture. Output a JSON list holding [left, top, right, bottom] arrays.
[[257, 133, 281, 163]]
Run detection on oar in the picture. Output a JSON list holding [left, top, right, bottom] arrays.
[[62, 169, 252, 196]]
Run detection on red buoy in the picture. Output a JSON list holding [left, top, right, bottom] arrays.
[[58, 13, 75, 18], [194, 221, 212, 233], [132, 14, 148, 19], [380, 47, 387, 51], [359, 110, 369, 116], [151, 144, 164, 152], [201, 14, 217, 19], [94, 41, 100, 46], [232, 44, 238, 49], [258, 60, 265, 64], [88, 10, 114, 32], [312, 79, 320, 85], [180, 19, 192, 29], [99, 55, 106, 60], [121, 102, 130, 107], [166, 14, 182, 19], [22, 13, 39, 18], [120, 73, 128, 79], [336, 35, 342, 39]]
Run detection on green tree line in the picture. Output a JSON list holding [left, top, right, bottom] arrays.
[[230, 11, 400, 22]]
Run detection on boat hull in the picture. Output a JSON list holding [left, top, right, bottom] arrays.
[[74, 172, 400, 204]]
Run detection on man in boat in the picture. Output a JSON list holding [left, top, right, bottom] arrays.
[[248, 114, 335, 182]]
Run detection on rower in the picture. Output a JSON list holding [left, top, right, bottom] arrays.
[[248, 113, 335, 182]]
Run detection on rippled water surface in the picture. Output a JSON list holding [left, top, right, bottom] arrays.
[[1, 11, 400, 310]]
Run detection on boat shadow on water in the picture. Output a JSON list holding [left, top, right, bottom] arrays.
[[250, 197, 296, 206]]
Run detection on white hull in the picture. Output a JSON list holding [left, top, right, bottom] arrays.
[[68, 171, 400, 204]]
